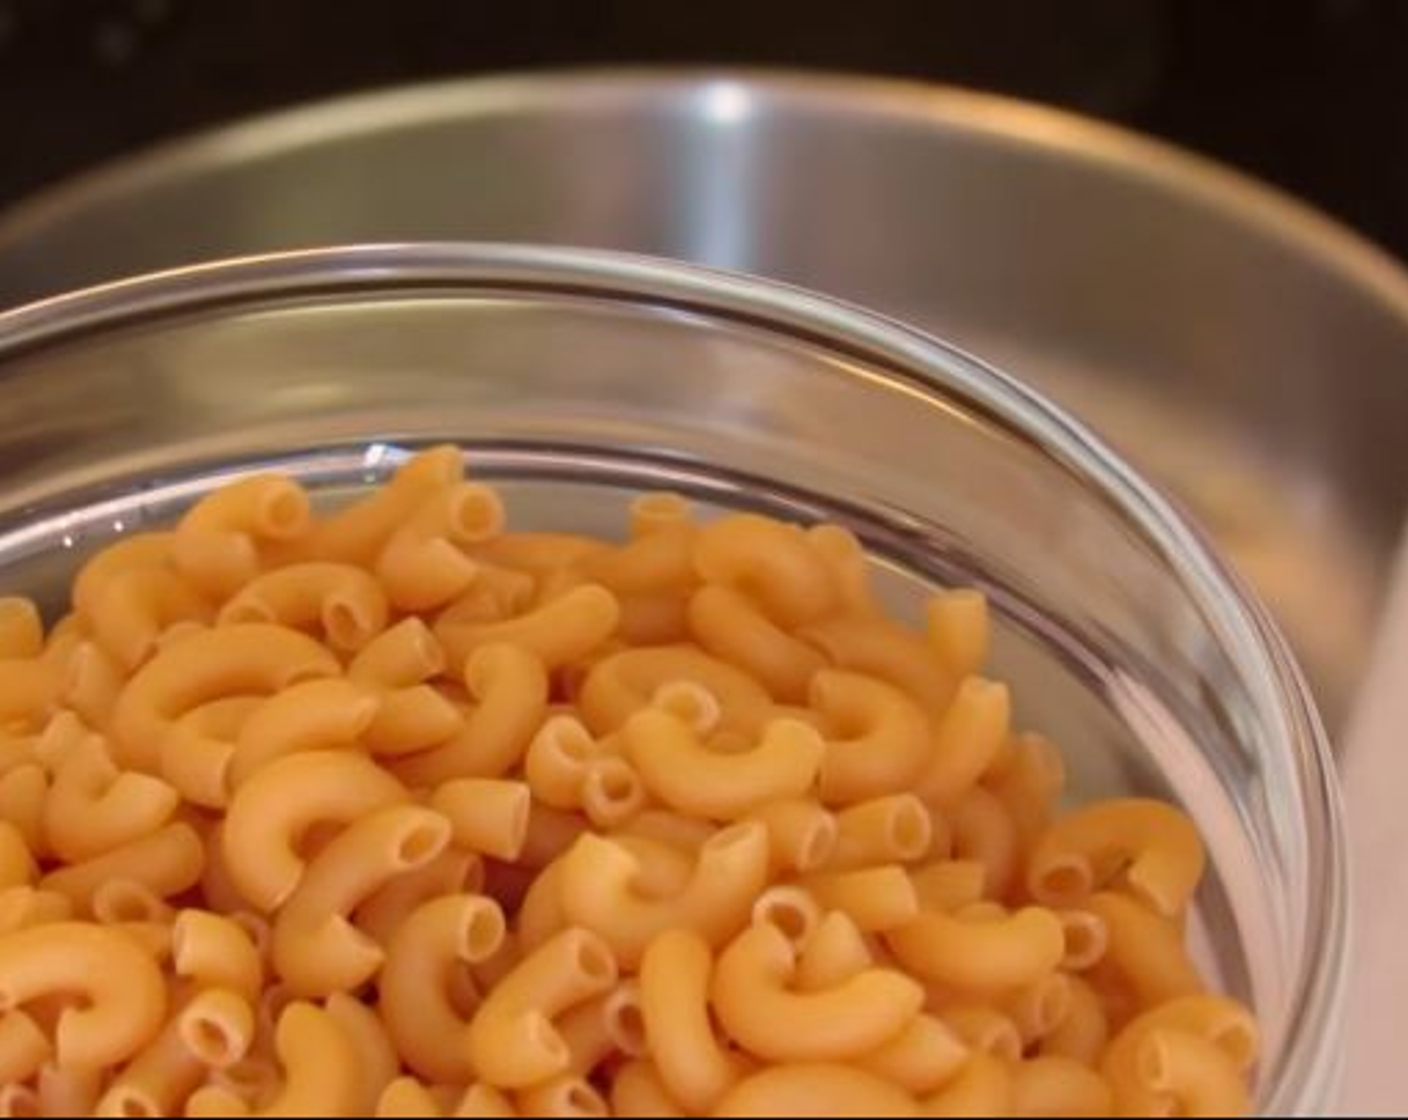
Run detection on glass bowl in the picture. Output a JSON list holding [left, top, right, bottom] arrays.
[[0, 243, 1345, 1110]]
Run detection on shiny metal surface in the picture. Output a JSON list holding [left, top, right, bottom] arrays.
[[0, 70, 1404, 728]]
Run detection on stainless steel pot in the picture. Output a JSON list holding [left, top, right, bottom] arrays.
[[0, 69, 1404, 731]]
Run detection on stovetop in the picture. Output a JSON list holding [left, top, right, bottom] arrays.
[[2, 0, 1406, 262]]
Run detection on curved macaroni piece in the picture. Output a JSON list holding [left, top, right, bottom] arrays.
[[0, 922, 166, 1070], [95, 1017, 205, 1118], [218, 562, 390, 652], [173, 474, 312, 599], [1105, 1026, 1248, 1118], [686, 584, 826, 701], [42, 822, 204, 912], [437, 564, 539, 628], [272, 803, 451, 997], [1085, 891, 1205, 1006], [222, 750, 407, 911], [1100, 995, 1259, 1095], [227, 678, 380, 788], [857, 1014, 968, 1096], [60, 641, 125, 728], [1027, 798, 1207, 918], [949, 786, 1020, 901], [799, 615, 955, 715], [186, 1001, 360, 1118], [325, 991, 401, 1116], [908, 860, 986, 914], [436, 584, 620, 674], [795, 910, 874, 991], [173, 909, 264, 1003], [805, 524, 878, 618], [393, 643, 549, 785], [924, 590, 990, 680], [914, 677, 1010, 808], [922, 1051, 1012, 1117], [810, 669, 933, 805], [582, 520, 696, 596], [379, 892, 507, 1083], [86, 567, 211, 672], [886, 903, 1065, 993], [290, 445, 464, 566], [515, 1073, 608, 1118], [467, 926, 619, 1090], [712, 922, 924, 1062], [0, 887, 73, 935], [638, 929, 749, 1113], [376, 1077, 446, 1119], [800, 865, 920, 933], [0, 765, 46, 856], [0, 599, 42, 661], [0, 823, 34, 890], [357, 847, 485, 945], [828, 794, 934, 871], [751, 885, 823, 951], [1005, 972, 1073, 1048], [38, 1063, 103, 1117], [71, 533, 173, 616], [557, 822, 770, 967], [429, 778, 532, 862], [623, 709, 824, 820], [610, 1060, 687, 1118], [377, 484, 505, 611], [348, 616, 446, 688], [578, 645, 773, 738], [744, 797, 838, 875], [0, 657, 58, 729], [524, 715, 607, 811], [1009, 1055, 1114, 1117], [0, 1008, 49, 1086], [177, 987, 256, 1069], [1041, 975, 1109, 1064], [691, 513, 837, 628], [987, 731, 1065, 855], [363, 684, 464, 758], [110, 624, 339, 769], [42, 736, 180, 862], [713, 1063, 918, 1118]]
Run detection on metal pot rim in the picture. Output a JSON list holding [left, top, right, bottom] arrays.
[[4, 66, 1408, 325]]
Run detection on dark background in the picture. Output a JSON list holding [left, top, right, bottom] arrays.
[[2, 0, 1406, 260]]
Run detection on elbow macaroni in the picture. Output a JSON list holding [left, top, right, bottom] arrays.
[[0, 456, 1253, 1117]]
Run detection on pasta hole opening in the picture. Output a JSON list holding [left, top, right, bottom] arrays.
[[324, 599, 374, 651], [396, 822, 450, 868], [184, 1017, 237, 1066], [650, 681, 720, 735], [1031, 976, 1071, 1034], [563, 1082, 608, 1118], [282, 660, 335, 689], [1058, 911, 1106, 970], [796, 816, 839, 872], [573, 936, 616, 985], [589, 763, 639, 806], [757, 899, 813, 946], [1212, 1021, 1258, 1069], [1033, 858, 1091, 906], [1136, 1033, 1174, 1091], [460, 903, 507, 963], [889, 801, 933, 860], [259, 487, 311, 539], [448, 486, 507, 543], [93, 882, 159, 924]]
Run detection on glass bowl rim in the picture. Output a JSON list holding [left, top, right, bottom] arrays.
[[0, 241, 1348, 1107]]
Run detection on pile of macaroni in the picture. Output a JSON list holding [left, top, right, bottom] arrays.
[[0, 446, 1257, 1117]]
